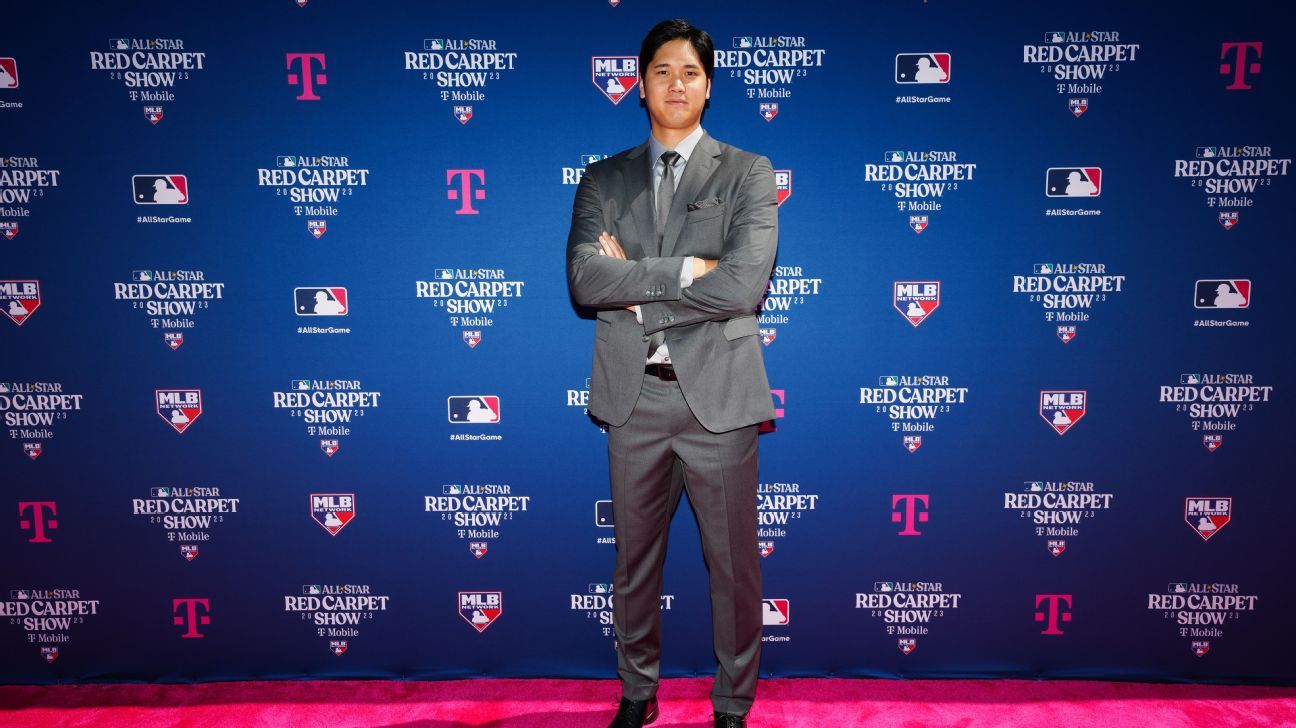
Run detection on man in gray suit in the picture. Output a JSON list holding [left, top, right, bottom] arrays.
[[566, 19, 778, 728]]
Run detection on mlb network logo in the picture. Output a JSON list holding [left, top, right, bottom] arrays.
[[894, 281, 939, 327], [132, 175, 189, 204], [895, 53, 950, 84], [156, 389, 203, 434], [1045, 168, 1101, 197], [591, 56, 638, 104], [310, 493, 356, 536], [1185, 497, 1231, 541], [762, 598, 790, 626], [459, 591, 502, 632], [0, 280, 41, 326], [1039, 390, 1086, 435], [447, 396, 500, 423], [774, 170, 792, 206]]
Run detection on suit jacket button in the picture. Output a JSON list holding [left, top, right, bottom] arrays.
[[641, 335, 650, 342]]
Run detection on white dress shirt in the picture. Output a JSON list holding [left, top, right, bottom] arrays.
[[641, 125, 704, 364]]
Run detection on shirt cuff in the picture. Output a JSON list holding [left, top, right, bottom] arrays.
[[680, 257, 696, 288]]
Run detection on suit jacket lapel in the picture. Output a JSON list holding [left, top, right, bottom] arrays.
[[661, 133, 720, 258], [620, 143, 658, 258]]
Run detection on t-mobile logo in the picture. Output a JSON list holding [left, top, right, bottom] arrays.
[[287, 53, 327, 100], [1034, 594, 1072, 635], [173, 598, 211, 638], [891, 494, 928, 536], [1220, 42, 1262, 90], [18, 501, 57, 543], [446, 169, 486, 214]]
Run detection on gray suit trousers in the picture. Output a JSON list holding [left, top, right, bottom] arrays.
[[608, 372, 762, 715]]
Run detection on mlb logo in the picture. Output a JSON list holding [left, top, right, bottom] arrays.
[[588, 583, 613, 594], [132, 270, 154, 281], [1194, 279, 1249, 309], [463, 330, 482, 348], [894, 281, 940, 327], [904, 435, 922, 453], [1045, 167, 1102, 197], [894, 53, 951, 84], [444, 484, 464, 495], [447, 395, 501, 424], [469, 541, 488, 558], [294, 287, 348, 316], [909, 215, 928, 233], [144, 106, 163, 124], [181, 545, 199, 561], [458, 591, 503, 633], [41, 647, 58, 663], [1185, 497, 1231, 541], [580, 154, 607, 166], [1203, 434, 1222, 452], [424, 39, 446, 50], [1180, 373, 1202, 385], [434, 268, 456, 280], [307, 220, 327, 238], [1068, 98, 1088, 117], [885, 151, 905, 163], [898, 638, 917, 655], [164, 332, 183, 350], [293, 380, 312, 391], [1057, 325, 1076, 343], [1192, 641, 1210, 657], [1039, 390, 1086, 435], [132, 174, 189, 204], [595, 499, 614, 527], [880, 376, 900, 386], [0, 279, 41, 326], [23, 442, 41, 460], [1219, 211, 1239, 230], [152, 487, 172, 497], [0, 58, 19, 89], [155, 389, 203, 434], [761, 598, 790, 626], [310, 493, 356, 536], [758, 541, 774, 558], [760, 102, 778, 121], [591, 56, 639, 105], [454, 105, 473, 124], [304, 585, 323, 595], [1196, 147, 1219, 159], [759, 328, 777, 346], [320, 438, 339, 457], [1, 222, 18, 240], [1034, 264, 1055, 274], [774, 170, 792, 206], [330, 640, 348, 656], [277, 156, 299, 167], [1047, 539, 1066, 557], [733, 37, 754, 48]]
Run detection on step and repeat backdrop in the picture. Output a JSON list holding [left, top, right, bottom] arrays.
[[3, 1, 1293, 686]]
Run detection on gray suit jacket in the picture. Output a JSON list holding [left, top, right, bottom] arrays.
[[567, 132, 778, 433]]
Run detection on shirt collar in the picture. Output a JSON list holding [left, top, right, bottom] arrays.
[[648, 125, 705, 167]]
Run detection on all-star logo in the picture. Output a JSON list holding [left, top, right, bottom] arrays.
[[909, 215, 928, 233], [1048, 539, 1066, 557], [330, 640, 347, 656], [454, 105, 472, 124], [591, 56, 638, 104], [1219, 211, 1238, 230], [1193, 640, 1210, 657], [458, 591, 502, 632], [894, 281, 939, 327], [463, 330, 481, 348], [1203, 434, 1222, 452], [904, 435, 922, 453], [155, 389, 202, 433], [144, 106, 163, 124], [758, 541, 774, 557], [469, 541, 488, 558], [320, 438, 339, 457], [24, 443, 41, 460], [164, 332, 183, 350], [181, 544, 198, 561], [1040, 390, 1086, 435], [1, 223, 16, 240], [1057, 325, 1076, 343], [1069, 98, 1088, 117], [308, 220, 327, 238], [774, 170, 792, 206], [310, 493, 356, 536], [760, 102, 778, 121], [899, 638, 916, 655], [1185, 497, 1231, 542], [0, 280, 41, 326], [759, 328, 777, 346]]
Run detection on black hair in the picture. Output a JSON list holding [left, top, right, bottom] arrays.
[[639, 19, 714, 81]]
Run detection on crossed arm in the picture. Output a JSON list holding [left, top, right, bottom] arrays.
[[566, 156, 778, 334]]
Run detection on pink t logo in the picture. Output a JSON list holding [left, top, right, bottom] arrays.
[[18, 501, 57, 543], [173, 598, 211, 638], [1034, 594, 1073, 635], [287, 53, 327, 100], [891, 494, 929, 536], [1220, 42, 1262, 90], [446, 169, 486, 214]]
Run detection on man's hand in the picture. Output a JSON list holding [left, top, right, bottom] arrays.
[[692, 257, 718, 279], [597, 231, 627, 260]]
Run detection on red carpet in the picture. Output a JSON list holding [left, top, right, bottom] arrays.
[[3, 677, 1295, 727]]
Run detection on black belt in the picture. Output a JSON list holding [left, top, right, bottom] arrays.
[[645, 363, 677, 381]]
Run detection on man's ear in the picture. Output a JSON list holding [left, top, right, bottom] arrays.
[[639, 78, 646, 99], [705, 78, 711, 99]]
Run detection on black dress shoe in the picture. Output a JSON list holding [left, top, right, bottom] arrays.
[[714, 712, 746, 728], [608, 696, 658, 728]]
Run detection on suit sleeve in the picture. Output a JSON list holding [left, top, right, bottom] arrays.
[[566, 164, 689, 309], [638, 155, 778, 334]]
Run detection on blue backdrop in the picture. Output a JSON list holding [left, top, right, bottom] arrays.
[[2, 0, 1293, 685]]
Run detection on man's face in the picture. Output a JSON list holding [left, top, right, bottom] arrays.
[[640, 38, 710, 133]]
